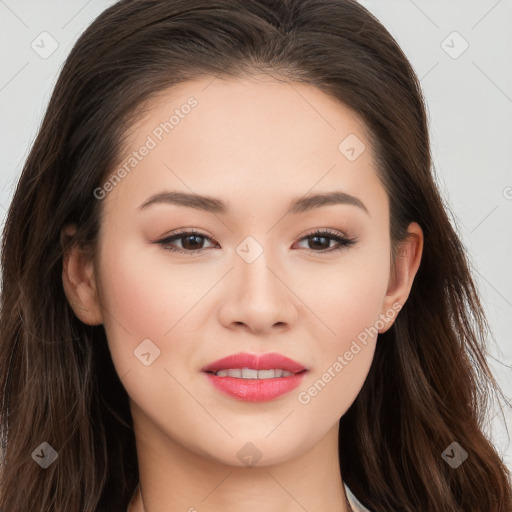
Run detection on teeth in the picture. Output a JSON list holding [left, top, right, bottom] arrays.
[[242, 368, 258, 379], [214, 368, 294, 379]]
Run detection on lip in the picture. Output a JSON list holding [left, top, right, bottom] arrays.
[[201, 352, 308, 402], [201, 352, 307, 374]]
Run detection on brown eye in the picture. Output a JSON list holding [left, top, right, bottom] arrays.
[[296, 229, 357, 254], [154, 228, 356, 256], [156, 230, 217, 254]]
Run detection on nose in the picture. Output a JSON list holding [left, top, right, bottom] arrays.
[[218, 248, 298, 336]]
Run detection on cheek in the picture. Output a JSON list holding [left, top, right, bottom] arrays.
[[95, 231, 239, 391], [300, 246, 390, 344], [295, 247, 390, 417], [95, 236, 200, 370]]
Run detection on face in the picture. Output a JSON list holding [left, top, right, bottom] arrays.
[[69, 75, 417, 468]]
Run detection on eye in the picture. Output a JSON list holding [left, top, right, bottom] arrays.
[[155, 229, 218, 255], [295, 228, 357, 254], [153, 228, 356, 255]]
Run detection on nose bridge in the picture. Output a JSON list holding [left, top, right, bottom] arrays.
[[235, 236, 282, 305], [223, 234, 296, 332]]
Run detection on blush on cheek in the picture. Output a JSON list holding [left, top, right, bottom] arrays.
[[314, 274, 386, 344], [97, 243, 216, 364]]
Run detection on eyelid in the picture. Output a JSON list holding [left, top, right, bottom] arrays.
[[299, 226, 351, 240]]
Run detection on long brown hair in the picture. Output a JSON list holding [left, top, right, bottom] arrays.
[[1, 1, 510, 510]]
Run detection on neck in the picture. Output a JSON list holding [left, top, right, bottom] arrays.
[[129, 483, 355, 512], [128, 404, 351, 512]]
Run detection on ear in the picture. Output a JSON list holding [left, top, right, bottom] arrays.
[[378, 222, 423, 333], [61, 224, 103, 325]]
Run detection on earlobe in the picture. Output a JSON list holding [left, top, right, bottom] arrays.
[[378, 222, 423, 333], [61, 224, 103, 326]]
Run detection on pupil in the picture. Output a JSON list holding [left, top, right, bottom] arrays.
[[310, 236, 329, 250], [183, 235, 203, 250]]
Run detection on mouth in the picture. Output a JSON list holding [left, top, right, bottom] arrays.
[[207, 368, 304, 379], [201, 352, 308, 402]]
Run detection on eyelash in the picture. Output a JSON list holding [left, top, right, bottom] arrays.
[[154, 228, 357, 256]]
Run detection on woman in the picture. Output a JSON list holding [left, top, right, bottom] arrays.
[[0, 0, 510, 510]]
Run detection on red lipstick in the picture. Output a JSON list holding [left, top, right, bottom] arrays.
[[201, 352, 308, 402]]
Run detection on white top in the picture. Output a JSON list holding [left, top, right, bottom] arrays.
[[345, 483, 371, 511]]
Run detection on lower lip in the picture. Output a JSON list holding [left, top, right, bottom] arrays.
[[203, 371, 307, 402]]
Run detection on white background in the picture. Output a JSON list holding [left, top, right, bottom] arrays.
[[0, 0, 510, 472]]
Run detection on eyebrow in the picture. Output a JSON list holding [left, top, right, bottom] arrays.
[[138, 190, 369, 215]]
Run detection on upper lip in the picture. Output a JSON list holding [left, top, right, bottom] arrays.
[[201, 352, 307, 374]]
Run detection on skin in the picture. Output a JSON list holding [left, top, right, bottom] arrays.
[[62, 75, 423, 512]]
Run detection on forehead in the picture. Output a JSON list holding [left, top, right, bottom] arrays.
[[104, 75, 386, 218]]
